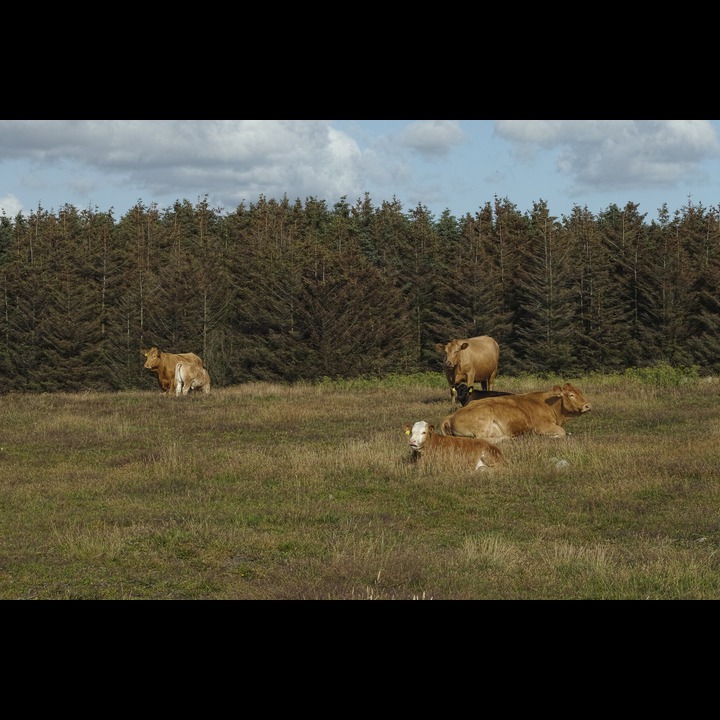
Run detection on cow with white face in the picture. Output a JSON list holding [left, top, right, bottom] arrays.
[[403, 420, 505, 470]]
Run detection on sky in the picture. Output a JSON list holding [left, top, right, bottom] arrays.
[[1, 120, 719, 222]]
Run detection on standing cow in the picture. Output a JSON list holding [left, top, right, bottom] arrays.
[[435, 335, 499, 401], [142, 347, 204, 394]]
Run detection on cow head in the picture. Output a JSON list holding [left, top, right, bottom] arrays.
[[404, 421, 433, 452], [553, 383, 592, 416], [143, 347, 161, 370], [436, 339, 469, 370], [453, 382, 473, 406]]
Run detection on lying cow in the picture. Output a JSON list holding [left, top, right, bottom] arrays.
[[143, 346, 204, 394], [441, 382, 591, 442], [403, 420, 505, 470], [175, 361, 211, 396], [451, 382, 513, 407]]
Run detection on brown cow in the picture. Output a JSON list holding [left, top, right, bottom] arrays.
[[435, 336, 499, 401], [403, 420, 505, 470], [175, 361, 211, 396], [441, 382, 591, 442], [142, 347, 204, 394]]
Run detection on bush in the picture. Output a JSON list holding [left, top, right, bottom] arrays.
[[623, 363, 700, 387]]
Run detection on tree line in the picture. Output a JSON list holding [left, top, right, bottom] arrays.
[[1, 192, 718, 393]]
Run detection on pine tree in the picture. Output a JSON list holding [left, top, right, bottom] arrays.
[[564, 204, 626, 372], [596, 202, 649, 366], [294, 245, 413, 378], [512, 201, 579, 374], [673, 201, 720, 370]]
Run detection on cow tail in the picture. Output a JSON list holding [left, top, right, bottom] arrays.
[[175, 362, 184, 396]]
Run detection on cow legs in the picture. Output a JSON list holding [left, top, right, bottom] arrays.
[[465, 369, 475, 390], [479, 370, 497, 391], [487, 369, 498, 391], [535, 424, 567, 438]]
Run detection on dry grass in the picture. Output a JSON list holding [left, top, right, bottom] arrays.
[[1, 374, 719, 599]]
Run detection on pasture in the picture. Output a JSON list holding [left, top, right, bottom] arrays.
[[1, 370, 719, 600]]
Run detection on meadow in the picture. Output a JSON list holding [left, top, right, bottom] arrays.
[[1, 368, 719, 600]]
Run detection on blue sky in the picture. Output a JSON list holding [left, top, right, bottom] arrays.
[[1, 120, 719, 222]]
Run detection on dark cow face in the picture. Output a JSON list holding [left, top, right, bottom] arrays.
[[453, 382, 473, 405], [453, 382, 513, 407]]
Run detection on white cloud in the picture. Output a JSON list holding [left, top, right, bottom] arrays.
[[0, 194, 22, 217], [494, 120, 720, 191], [398, 120, 465, 158], [0, 120, 367, 211]]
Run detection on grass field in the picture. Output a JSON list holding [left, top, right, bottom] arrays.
[[1, 370, 719, 600]]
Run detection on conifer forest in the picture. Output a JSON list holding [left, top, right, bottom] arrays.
[[1, 192, 719, 393]]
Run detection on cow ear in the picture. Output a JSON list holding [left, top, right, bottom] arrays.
[[460, 342, 469, 350], [403, 425, 411, 435], [428, 425, 435, 433], [468, 386, 473, 394]]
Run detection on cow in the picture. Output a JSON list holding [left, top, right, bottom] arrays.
[[142, 347, 204, 394], [441, 382, 591, 442], [175, 361, 211, 396], [403, 421, 504, 470], [451, 382, 513, 407], [435, 335, 499, 403]]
